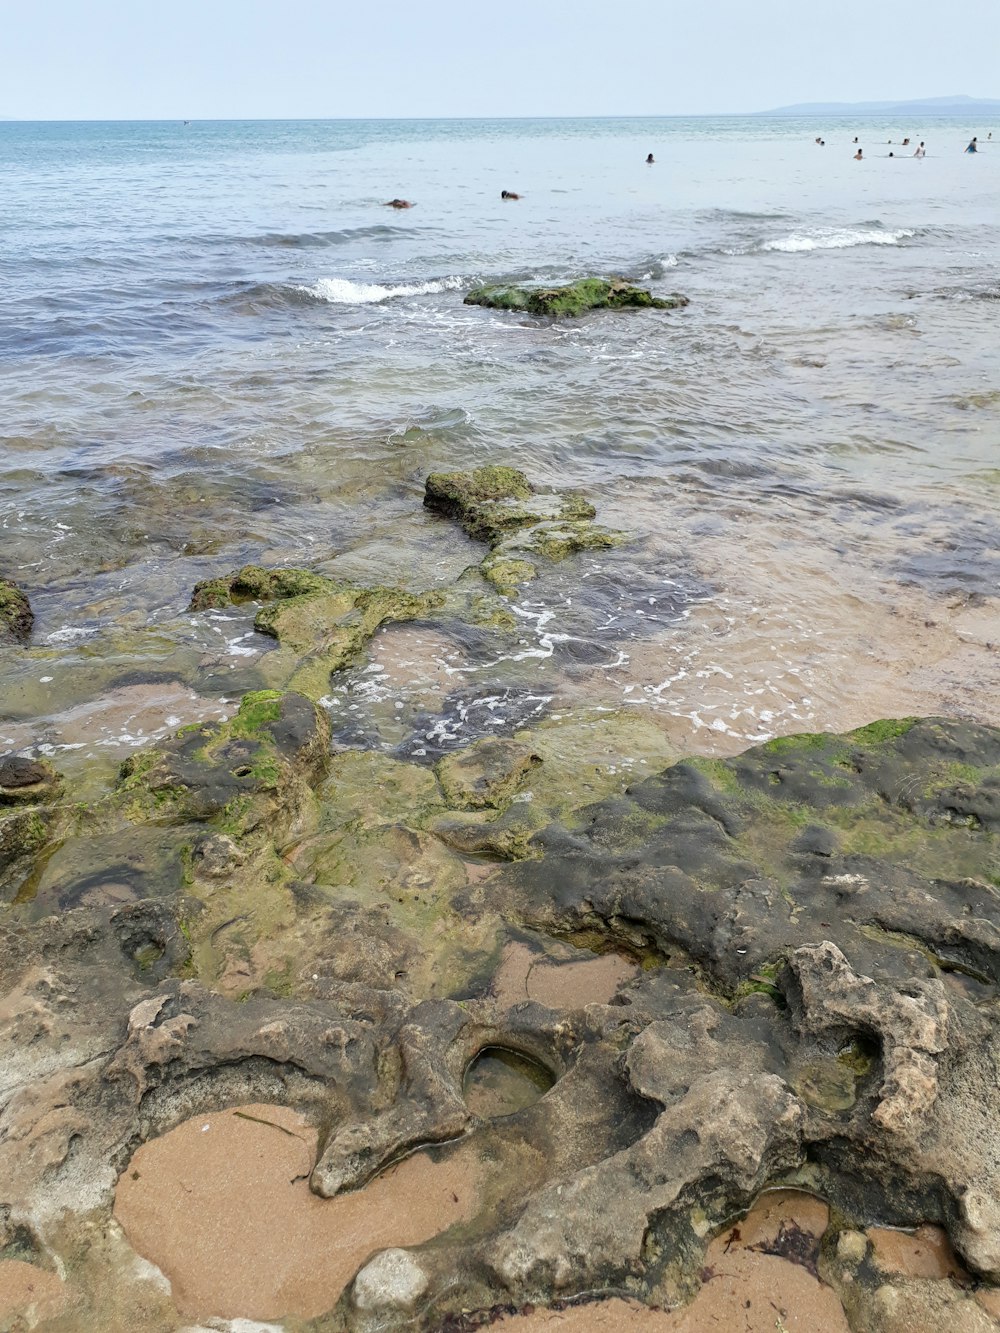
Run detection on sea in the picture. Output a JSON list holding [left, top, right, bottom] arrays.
[[2, 114, 999, 787]]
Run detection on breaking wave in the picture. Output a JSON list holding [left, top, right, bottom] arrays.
[[760, 226, 916, 253], [302, 276, 465, 304]]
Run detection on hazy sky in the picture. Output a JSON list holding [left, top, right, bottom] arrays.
[[2, 0, 998, 120]]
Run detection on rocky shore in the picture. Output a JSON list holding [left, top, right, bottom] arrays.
[[2, 472, 1000, 1332]]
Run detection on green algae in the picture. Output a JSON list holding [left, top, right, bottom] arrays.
[[0, 577, 33, 645], [423, 469, 626, 572], [463, 279, 690, 318], [189, 563, 446, 700]]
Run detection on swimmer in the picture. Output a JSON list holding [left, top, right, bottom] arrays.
[[500, 190, 521, 200], [889, 151, 894, 157], [853, 136, 859, 143], [646, 152, 655, 163], [902, 137, 910, 146], [854, 148, 863, 160], [383, 198, 413, 209], [966, 137, 978, 153], [914, 142, 926, 157]]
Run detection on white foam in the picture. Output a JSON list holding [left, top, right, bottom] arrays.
[[762, 227, 915, 253], [303, 276, 464, 305]]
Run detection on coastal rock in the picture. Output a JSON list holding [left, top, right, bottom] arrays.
[[463, 279, 689, 318], [0, 578, 33, 645], [189, 565, 445, 699], [0, 756, 62, 806], [1, 715, 1000, 1328], [116, 688, 329, 835], [353, 1248, 429, 1311], [437, 739, 541, 810], [423, 467, 626, 592]]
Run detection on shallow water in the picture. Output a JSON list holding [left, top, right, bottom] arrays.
[[2, 115, 1000, 769]]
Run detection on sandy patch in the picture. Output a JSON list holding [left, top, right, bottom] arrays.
[[492, 1190, 849, 1332], [492, 941, 636, 1010], [0, 682, 230, 762], [114, 1103, 478, 1321], [0, 1258, 67, 1321], [565, 554, 1000, 758], [867, 1223, 968, 1281]]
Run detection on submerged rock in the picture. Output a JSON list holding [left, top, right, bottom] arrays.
[[189, 564, 445, 699], [464, 278, 690, 318], [0, 578, 32, 645], [424, 466, 626, 596]]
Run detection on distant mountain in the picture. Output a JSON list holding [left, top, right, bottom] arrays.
[[758, 94, 1000, 117]]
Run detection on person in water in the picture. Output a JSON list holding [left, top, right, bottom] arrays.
[[646, 153, 654, 163], [853, 136, 859, 143], [914, 142, 926, 157], [966, 137, 978, 153], [902, 137, 910, 146], [500, 190, 521, 200], [854, 148, 863, 160], [383, 199, 413, 209]]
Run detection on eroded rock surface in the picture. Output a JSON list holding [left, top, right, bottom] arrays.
[[2, 712, 1000, 1330]]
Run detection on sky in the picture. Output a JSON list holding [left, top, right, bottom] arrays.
[[2, 0, 999, 120]]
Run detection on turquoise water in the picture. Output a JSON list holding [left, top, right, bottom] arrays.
[[2, 115, 999, 772]]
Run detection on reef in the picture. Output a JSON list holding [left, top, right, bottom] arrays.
[[424, 466, 626, 595], [2, 700, 1000, 1329], [463, 279, 690, 318], [0, 577, 33, 645], [188, 564, 445, 699]]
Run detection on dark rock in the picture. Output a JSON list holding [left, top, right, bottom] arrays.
[[0, 756, 62, 806]]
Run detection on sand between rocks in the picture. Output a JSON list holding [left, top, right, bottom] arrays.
[[492, 941, 637, 1010], [493, 1191, 850, 1332], [113, 1102, 478, 1321], [0, 1258, 67, 1321]]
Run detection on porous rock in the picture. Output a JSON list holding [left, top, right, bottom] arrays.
[[353, 1248, 429, 1311]]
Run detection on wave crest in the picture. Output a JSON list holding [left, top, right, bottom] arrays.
[[302, 276, 465, 305], [762, 226, 916, 253]]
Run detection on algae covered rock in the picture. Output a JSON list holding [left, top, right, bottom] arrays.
[[437, 738, 541, 810], [424, 467, 626, 595], [116, 688, 330, 834], [189, 564, 445, 698], [464, 278, 690, 318], [0, 577, 33, 645]]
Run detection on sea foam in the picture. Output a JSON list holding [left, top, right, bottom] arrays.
[[303, 276, 464, 304], [761, 227, 915, 253]]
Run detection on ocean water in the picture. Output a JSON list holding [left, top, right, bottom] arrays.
[[2, 115, 999, 777]]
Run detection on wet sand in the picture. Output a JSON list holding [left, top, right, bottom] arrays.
[[493, 1191, 850, 1332], [0, 1258, 67, 1322], [114, 1103, 478, 1321], [492, 940, 637, 1010], [867, 1223, 968, 1281]]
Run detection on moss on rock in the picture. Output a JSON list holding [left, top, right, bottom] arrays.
[[424, 467, 627, 602], [0, 578, 33, 646], [189, 564, 446, 700], [464, 278, 690, 318], [115, 689, 330, 837]]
